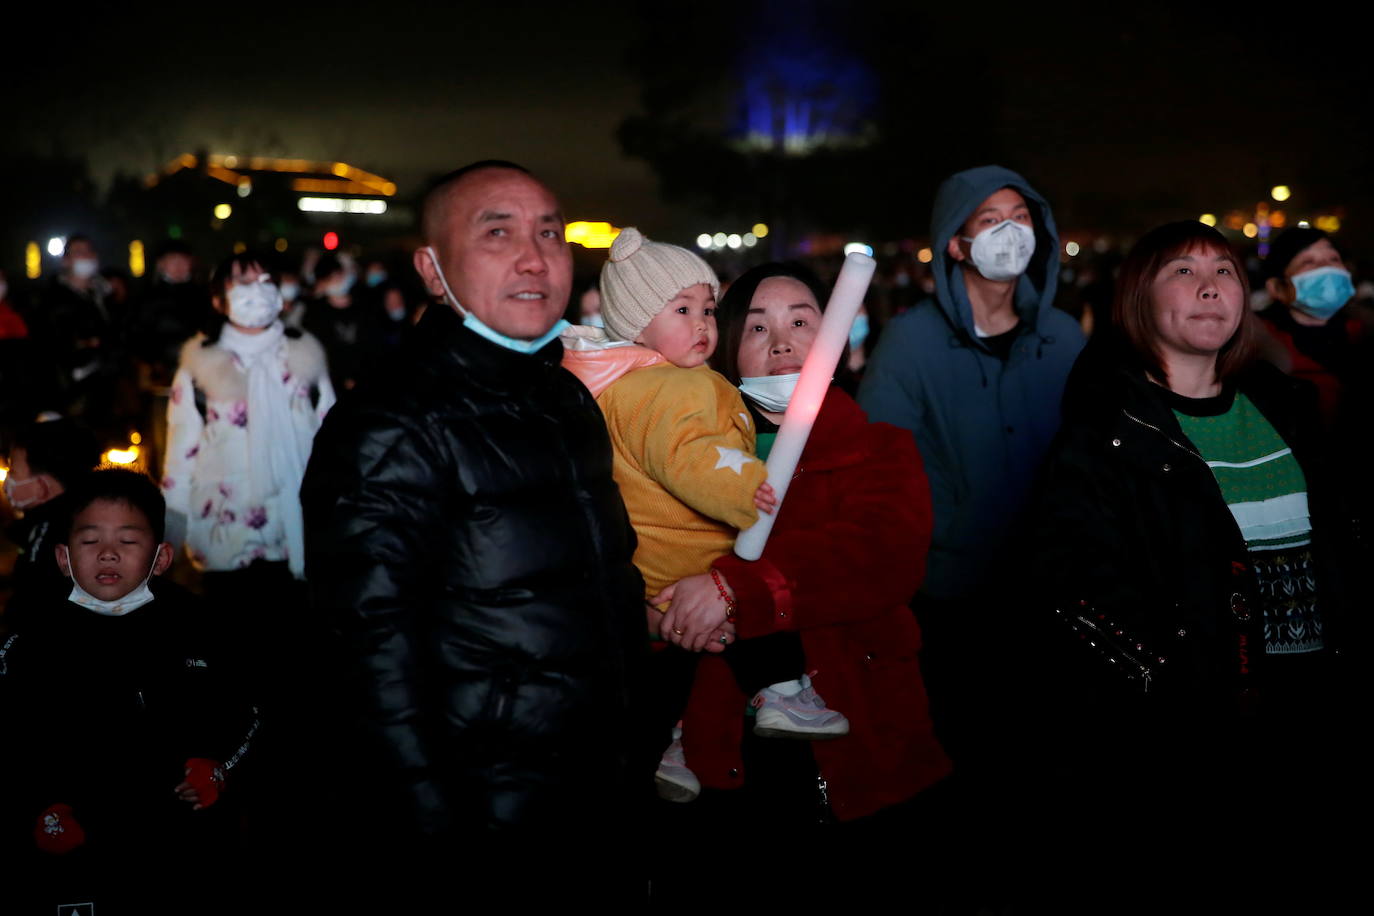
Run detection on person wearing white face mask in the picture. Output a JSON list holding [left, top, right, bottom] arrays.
[[643, 262, 949, 882], [161, 253, 335, 594], [33, 235, 121, 433], [857, 166, 1085, 800], [3, 470, 258, 911]]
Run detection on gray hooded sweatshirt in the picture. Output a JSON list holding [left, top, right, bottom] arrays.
[[858, 165, 1085, 599]]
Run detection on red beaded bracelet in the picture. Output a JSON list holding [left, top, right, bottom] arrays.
[[709, 568, 737, 622]]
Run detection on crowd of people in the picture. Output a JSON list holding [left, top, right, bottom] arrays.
[[1, 159, 1366, 911]]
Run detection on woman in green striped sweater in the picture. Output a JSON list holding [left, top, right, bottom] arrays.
[[1030, 222, 1353, 832]]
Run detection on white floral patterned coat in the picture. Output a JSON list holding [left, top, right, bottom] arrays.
[[162, 330, 335, 571]]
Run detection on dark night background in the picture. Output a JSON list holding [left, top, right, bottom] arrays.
[[4, 2, 1372, 273]]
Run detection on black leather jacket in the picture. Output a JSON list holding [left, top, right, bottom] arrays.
[[1030, 338, 1352, 715], [302, 303, 645, 835]]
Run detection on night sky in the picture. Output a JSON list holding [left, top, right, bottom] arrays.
[[7, 4, 1373, 252]]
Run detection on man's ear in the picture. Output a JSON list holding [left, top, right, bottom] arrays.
[[946, 235, 966, 263], [55, 544, 72, 578], [152, 542, 173, 577], [1265, 276, 1293, 306], [413, 248, 445, 299]]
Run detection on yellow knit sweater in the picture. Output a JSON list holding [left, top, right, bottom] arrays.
[[597, 363, 767, 598]]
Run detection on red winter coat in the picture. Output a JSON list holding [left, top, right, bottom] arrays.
[[681, 388, 951, 821]]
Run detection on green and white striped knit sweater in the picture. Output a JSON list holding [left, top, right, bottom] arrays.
[[1172, 391, 1323, 655]]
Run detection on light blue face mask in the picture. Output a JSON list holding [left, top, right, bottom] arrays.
[[1291, 266, 1354, 322], [423, 247, 568, 354], [848, 312, 870, 352]]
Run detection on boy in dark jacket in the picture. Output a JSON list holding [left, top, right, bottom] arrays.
[[1, 469, 257, 911]]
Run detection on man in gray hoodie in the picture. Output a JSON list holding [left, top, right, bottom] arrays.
[[858, 166, 1084, 763]]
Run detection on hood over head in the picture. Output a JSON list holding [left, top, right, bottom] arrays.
[[929, 165, 1060, 341]]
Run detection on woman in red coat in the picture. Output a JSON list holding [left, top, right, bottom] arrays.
[[654, 262, 950, 833]]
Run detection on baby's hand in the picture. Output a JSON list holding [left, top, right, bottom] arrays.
[[753, 481, 777, 515]]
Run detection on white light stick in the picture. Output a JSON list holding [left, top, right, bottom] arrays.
[[734, 251, 876, 560]]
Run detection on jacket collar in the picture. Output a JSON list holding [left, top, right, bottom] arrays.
[[414, 298, 566, 393]]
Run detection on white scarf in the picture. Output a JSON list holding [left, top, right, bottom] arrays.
[[218, 321, 310, 577]]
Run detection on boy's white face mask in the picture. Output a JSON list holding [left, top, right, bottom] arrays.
[[56, 546, 161, 617]]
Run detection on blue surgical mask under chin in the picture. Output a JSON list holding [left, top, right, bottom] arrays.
[[1291, 266, 1354, 321], [423, 246, 568, 354], [848, 313, 870, 352]]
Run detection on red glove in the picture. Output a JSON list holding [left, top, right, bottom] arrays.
[[183, 758, 225, 809], [34, 803, 86, 855]]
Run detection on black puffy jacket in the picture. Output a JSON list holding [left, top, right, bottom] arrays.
[[302, 303, 645, 835]]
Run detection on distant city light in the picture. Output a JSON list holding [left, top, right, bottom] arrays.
[[752, 223, 769, 238], [233, 242, 247, 254], [323, 231, 340, 251], [104, 445, 140, 465], [1065, 241, 1081, 256], [727, 234, 742, 249], [214, 203, 233, 220], [843, 242, 874, 257], [47, 237, 65, 257], [1242, 223, 1259, 239], [743, 233, 758, 248], [223, 155, 238, 168], [1270, 210, 1287, 228], [1297, 220, 1311, 228], [564, 221, 621, 249], [129, 240, 145, 278], [236, 180, 252, 198], [696, 233, 712, 250], [275, 238, 289, 252], [25, 242, 41, 279], [0, 466, 7, 482], [1199, 214, 1218, 226], [712, 232, 727, 247], [917, 247, 933, 264], [1314, 215, 1341, 233], [1271, 185, 1292, 202], [297, 197, 388, 214]]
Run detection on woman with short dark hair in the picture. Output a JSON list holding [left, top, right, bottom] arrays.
[[1030, 221, 1353, 825]]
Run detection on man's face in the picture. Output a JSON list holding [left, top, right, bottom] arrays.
[[414, 169, 572, 341], [947, 188, 1033, 263]]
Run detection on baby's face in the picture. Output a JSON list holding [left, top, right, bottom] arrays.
[[636, 283, 717, 369], [57, 499, 167, 602]]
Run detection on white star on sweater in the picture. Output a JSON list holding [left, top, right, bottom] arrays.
[[714, 446, 756, 475]]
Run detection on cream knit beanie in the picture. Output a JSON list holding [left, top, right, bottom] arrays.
[[599, 227, 720, 342]]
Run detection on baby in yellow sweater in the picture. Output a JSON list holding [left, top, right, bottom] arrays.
[[561, 228, 848, 803]]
